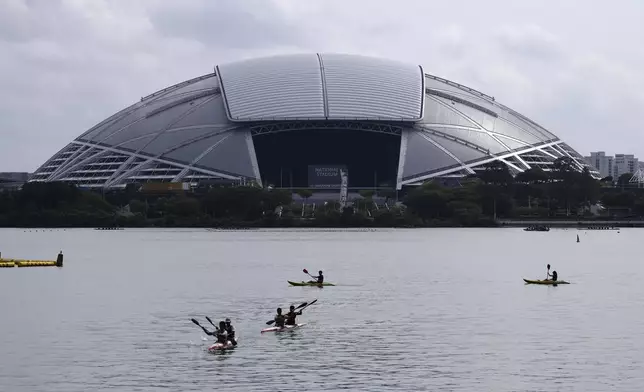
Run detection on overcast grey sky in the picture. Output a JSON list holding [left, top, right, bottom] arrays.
[[1, 0, 643, 172]]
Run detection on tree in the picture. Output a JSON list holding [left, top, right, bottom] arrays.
[[403, 182, 452, 222], [377, 188, 396, 205], [617, 173, 633, 189], [552, 157, 577, 180], [129, 199, 147, 215], [359, 189, 375, 199], [577, 167, 601, 206], [515, 167, 550, 184], [296, 189, 313, 203], [167, 196, 201, 217], [477, 160, 513, 186]]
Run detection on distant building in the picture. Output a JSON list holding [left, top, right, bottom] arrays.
[[586, 152, 613, 178], [0, 172, 30, 190], [614, 154, 639, 178], [585, 152, 638, 179]]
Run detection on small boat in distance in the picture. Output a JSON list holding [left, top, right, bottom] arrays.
[[288, 281, 336, 287], [524, 225, 550, 232], [523, 278, 570, 285]]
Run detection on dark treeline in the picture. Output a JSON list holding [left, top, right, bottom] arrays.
[[1, 157, 643, 228]]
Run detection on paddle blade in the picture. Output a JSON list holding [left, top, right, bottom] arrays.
[[206, 316, 216, 327], [295, 301, 308, 310], [266, 319, 276, 325], [191, 318, 201, 327], [303, 268, 309, 274]]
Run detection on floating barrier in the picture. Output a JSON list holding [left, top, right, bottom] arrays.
[[95, 227, 124, 230], [15, 260, 57, 267], [0, 252, 63, 268]]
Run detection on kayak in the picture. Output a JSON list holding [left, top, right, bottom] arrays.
[[523, 278, 570, 285], [288, 281, 335, 287], [207, 339, 237, 352], [261, 323, 306, 333]]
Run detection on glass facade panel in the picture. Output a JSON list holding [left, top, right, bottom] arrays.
[[424, 133, 487, 163], [402, 131, 459, 180], [422, 97, 479, 128], [143, 127, 225, 157], [424, 126, 506, 155], [195, 131, 255, 178], [101, 96, 213, 146], [163, 133, 233, 165]]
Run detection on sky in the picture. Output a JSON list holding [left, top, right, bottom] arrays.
[[1, 0, 643, 172]]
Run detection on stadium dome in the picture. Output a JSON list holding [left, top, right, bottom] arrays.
[[31, 53, 598, 190]]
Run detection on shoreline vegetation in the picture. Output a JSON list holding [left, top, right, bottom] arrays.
[[2, 158, 644, 229]]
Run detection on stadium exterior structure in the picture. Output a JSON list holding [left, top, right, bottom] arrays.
[[30, 53, 599, 190]]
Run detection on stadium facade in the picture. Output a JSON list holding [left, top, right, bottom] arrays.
[[30, 53, 598, 190]]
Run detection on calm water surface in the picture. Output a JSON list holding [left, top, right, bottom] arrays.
[[0, 227, 643, 391]]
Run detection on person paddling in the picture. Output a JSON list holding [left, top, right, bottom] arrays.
[[285, 305, 302, 326], [274, 308, 286, 328], [216, 321, 229, 344], [546, 264, 551, 280], [549, 270, 558, 282], [307, 270, 324, 284], [225, 318, 237, 346], [545, 264, 558, 281]]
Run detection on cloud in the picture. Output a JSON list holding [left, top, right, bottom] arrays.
[[494, 24, 563, 60], [1, 0, 643, 171], [147, 0, 310, 50]]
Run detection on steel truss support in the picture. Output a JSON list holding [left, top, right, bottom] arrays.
[[399, 140, 596, 186], [249, 121, 404, 137]]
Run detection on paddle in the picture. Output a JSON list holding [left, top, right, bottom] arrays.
[[191, 318, 213, 336], [206, 316, 218, 329], [265, 299, 316, 325], [303, 268, 317, 280]]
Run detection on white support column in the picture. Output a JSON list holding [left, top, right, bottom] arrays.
[[396, 129, 409, 190], [245, 130, 262, 186]]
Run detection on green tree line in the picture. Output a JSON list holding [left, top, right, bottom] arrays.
[[1, 157, 642, 228]]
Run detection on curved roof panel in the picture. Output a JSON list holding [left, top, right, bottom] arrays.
[[320, 53, 424, 120], [216, 53, 425, 122], [216, 54, 326, 121]]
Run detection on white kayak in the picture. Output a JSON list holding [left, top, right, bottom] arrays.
[[261, 323, 306, 334], [207, 339, 237, 352]]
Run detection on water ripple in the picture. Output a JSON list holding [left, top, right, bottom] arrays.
[[1, 228, 644, 391]]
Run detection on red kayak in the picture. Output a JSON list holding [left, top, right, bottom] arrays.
[[207, 339, 237, 352]]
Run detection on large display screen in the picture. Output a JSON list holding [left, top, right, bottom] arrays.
[[307, 165, 347, 189]]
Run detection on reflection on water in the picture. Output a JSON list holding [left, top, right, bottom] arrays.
[[1, 227, 644, 391]]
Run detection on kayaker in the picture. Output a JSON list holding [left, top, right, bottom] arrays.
[[225, 318, 237, 345], [285, 305, 303, 326], [308, 270, 324, 284], [274, 308, 286, 328], [549, 270, 558, 281], [216, 321, 229, 344]]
